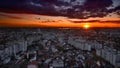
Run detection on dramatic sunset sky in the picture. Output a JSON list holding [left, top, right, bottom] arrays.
[[0, 0, 120, 28]]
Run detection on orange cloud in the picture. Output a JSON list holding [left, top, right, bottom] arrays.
[[0, 13, 120, 28]]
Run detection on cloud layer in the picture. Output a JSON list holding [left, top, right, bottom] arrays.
[[0, 0, 119, 19]]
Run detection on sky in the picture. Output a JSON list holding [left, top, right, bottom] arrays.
[[0, 0, 120, 28]]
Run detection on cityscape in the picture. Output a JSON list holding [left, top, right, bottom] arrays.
[[0, 28, 120, 68], [0, 0, 120, 68]]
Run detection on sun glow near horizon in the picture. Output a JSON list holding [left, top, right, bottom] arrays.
[[0, 13, 120, 28], [83, 23, 90, 29]]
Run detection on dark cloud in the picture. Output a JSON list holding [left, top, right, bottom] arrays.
[[108, 6, 120, 15], [70, 20, 120, 23], [0, 0, 119, 19], [63, 0, 114, 19], [84, 0, 113, 10], [0, 13, 22, 19]]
